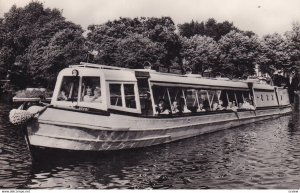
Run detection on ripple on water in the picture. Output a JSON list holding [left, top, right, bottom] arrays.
[[1, 102, 300, 188]]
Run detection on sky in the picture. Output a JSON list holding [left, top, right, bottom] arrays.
[[0, 0, 300, 37]]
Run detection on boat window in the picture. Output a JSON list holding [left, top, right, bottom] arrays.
[[80, 77, 101, 103], [261, 94, 264, 101], [152, 86, 172, 115], [124, 84, 136, 108], [110, 84, 122, 107], [57, 76, 79, 102], [266, 94, 269, 101], [185, 89, 199, 113], [137, 78, 153, 115], [197, 90, 210, 111]]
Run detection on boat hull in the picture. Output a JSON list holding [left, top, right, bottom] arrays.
[[26, 105, 292, 152]]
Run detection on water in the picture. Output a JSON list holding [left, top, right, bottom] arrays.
[[1, 102, 300, 189]]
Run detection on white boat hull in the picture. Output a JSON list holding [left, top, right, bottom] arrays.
[[26, 106, 292, 151]]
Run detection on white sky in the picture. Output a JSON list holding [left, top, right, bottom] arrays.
[[0, 0, 300, 36]]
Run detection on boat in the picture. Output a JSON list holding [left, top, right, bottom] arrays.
[[10, 62, 292, 152]]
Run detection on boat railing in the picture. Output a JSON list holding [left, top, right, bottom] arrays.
[[69, 62, 272, 86], [70, 62, 128, 71]]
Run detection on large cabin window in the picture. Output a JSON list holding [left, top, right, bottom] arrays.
[[57, 76, 79, 102], [80, 77, 101, 103], [108, 83, 139, 112], [109, 84, 123, 107], [151, 85, 256, 116]]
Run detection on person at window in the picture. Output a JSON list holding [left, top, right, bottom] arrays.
[[217, 100, 225, 110], [171, 100, 182, 114], [58, 90, 68, 101], [212, 102, 218, 111], [241, 99, 251, 109], [232, 101, 238, 111], [156, 99, 170, 115], [226, 101, 232, 110], [197, 103, 206, 112], [92, 87, 102, 103], [241, 99, 255, 110], [83, 87, 94, 102]]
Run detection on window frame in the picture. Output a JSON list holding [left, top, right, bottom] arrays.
[[106, 81, 141, 114], [52, 68, 107, 110]]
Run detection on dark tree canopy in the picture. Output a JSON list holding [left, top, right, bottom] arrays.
[[87, 17, 181, 70], [0, 2, 87, 88], [178, 18, 255, 41]]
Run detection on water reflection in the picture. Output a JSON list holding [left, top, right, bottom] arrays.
[[1, 102, 300, 189]]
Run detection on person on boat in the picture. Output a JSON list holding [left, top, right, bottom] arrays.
[[230, 101, 238, 112], [241, 99, 255, 110], [217, 100, 225, 110], [171, 100, 182, 114], [92, 87, 102, 103], [197, 103, 206, 112], [241, 99, 251, 109], [83, 87, 94, 102], [212, 102, 218, 111], [157, 99, 170, 115], [58, 90, 68, 101]]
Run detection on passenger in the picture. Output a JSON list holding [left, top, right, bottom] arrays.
[[231, 101, 238, 112], [241, 99, 251, 109], [226, 101, 232, 110], [241, 99, 256, 110], [217, 100, 225, 110], [171, 100, 182, 114], [212, 102, 218, 111], [197, 103, 206, 112], [83, 87, 94, 102], [92, 87, 102, 103], [58, 90, 68, 101], [157, 100, 170, 115]]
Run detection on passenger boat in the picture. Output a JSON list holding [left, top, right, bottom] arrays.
[[13, 62, 292, 152]]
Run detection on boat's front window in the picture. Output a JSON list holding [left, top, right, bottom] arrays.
[[80, 77, 102, 103], [109, 84, 122, 107], [124, 84, 136, 108], [57, 76, 79, 102]]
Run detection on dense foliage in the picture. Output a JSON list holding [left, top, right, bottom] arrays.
[[0, 2, 300, 90], [0, 2, 87, 89]]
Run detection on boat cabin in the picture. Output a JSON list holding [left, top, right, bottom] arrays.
[[51, 62, 289, 116]]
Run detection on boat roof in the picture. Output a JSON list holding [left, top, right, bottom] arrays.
[[67, 62, 275, 91]]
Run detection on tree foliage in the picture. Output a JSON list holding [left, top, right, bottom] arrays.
[[285, 22, 300, 72], [87, 17, 181, 69], [256, 33, 291, 75], [180, 35, 220, 74], [218, 31, 260, 78], [0, 2, 87, 88]]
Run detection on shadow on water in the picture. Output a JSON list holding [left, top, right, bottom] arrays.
[[1, 102, 300, 189]]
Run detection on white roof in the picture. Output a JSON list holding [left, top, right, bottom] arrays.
[[148, 71, 249, 90], [66, 63, 275, 91]]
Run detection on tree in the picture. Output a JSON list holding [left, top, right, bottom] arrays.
[[256, 33, 291, 75], [87, 17, 181, 70], [23, 28, 87, 87], [180, 35, 220, 74], [0, 2, 87, 88], [285, 22, 300, 72], [218, 30, 260, 78], [178, 18, 240, 41]]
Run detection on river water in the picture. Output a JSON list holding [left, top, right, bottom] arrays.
[[0, 102, 300, 189]]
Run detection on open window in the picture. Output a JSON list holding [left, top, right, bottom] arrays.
[[57, 76, 79, 103], [108, 82, 140, 113], [80, 77, 101, 103]]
